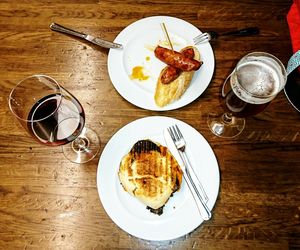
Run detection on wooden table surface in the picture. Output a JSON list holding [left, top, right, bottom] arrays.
[[1, 0, 300, 249]]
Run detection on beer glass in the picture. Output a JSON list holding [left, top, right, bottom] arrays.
[[9, 75, 101, 163], [208, 52, 287, 138]]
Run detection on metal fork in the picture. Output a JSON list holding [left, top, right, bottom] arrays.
[[168, 125, 211, 220], [193, 27, 259, 45]]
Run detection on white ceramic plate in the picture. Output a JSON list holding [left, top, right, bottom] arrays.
[[107, 16, 215, 111], [97, 116, 220, 241]]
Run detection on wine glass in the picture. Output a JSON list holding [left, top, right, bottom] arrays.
[[8, 74, 100, 163], [208, 52, 287, 138]]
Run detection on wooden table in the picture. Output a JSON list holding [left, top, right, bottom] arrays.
[[1, 0, 299, 249]]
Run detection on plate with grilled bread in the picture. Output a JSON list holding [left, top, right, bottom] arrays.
[[97, 116, 220, 241], [108, 16, 214, 111]]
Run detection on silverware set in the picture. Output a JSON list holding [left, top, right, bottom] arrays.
[[166, 125, 211, 220], [50, 23, 259, 49]]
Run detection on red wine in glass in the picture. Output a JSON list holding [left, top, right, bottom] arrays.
[[9, 75, 100, 163], [27, 93, 85, 146]]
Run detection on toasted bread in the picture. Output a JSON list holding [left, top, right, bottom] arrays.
[[118, 140, 182, 214], [154, 46, 201, 107]]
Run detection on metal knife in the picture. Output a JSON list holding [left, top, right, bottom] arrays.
[[163, 128, 211, 220], [50, 23, 123, 49]]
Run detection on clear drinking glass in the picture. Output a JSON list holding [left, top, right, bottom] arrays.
[[208, 52, 287, 138], [8, 74, 100, 163]]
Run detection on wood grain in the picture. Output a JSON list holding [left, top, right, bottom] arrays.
[[0, 0, 300, 249]]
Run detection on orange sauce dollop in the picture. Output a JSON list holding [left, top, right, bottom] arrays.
[[130, 66, 149, 81]]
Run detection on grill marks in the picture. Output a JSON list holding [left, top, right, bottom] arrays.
[[131, 140, 161, 154], [133, 142, 165, 198], [130, 140, 163, 196], [118, 139, 183, 214]]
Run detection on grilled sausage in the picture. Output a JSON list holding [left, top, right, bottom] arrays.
[[154, 45, 202, 71], [181, 48, 195, 59], [154, 46, 201, 107], [161, 66, 181, 84], [160, 47, 197, 84]]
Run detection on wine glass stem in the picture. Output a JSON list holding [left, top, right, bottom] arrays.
[[72, 136, 89, 152], [222, 112, 233, 124]]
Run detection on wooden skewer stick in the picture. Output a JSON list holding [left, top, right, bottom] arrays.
[[161, 22, 174, 53]]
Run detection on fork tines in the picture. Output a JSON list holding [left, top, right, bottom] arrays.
[[168, 126, 177, 140], [193, 32, 211, 45]]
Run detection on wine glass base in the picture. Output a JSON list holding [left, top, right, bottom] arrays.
[[207, 112, 245, 138], [63, 127, 100, 164]]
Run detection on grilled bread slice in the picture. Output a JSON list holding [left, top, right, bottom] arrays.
[[118, 140, 182, 214], [154, 46, 201, 107]]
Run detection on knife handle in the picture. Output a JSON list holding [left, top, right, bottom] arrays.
[[50, 23, 86, 39], [181, 151, 209, 203], [184, 168, 212, 220]]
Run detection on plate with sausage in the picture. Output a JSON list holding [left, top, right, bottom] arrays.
[[108, 16, 215, 111]]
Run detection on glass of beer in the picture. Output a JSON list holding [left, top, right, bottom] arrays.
[[208, 52, 287, 138]]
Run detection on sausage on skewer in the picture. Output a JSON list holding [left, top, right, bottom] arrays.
[[160, 47, 196, 84], [154, 45, 202, 72]]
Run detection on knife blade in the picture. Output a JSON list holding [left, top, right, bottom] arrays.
[[50, 23, 123, 49], [163, 128, 211, 220]]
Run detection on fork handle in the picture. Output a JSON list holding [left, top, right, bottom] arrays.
[[221, 27, 260, 37]]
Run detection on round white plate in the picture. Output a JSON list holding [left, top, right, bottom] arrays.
[[97, 116, 220, 241], [108, 16, 215, 111]]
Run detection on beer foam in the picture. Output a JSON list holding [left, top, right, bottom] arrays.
[[230, 58, 283, 104]]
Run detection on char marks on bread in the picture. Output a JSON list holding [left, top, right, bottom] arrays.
[[118, 140, 182, 214]]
